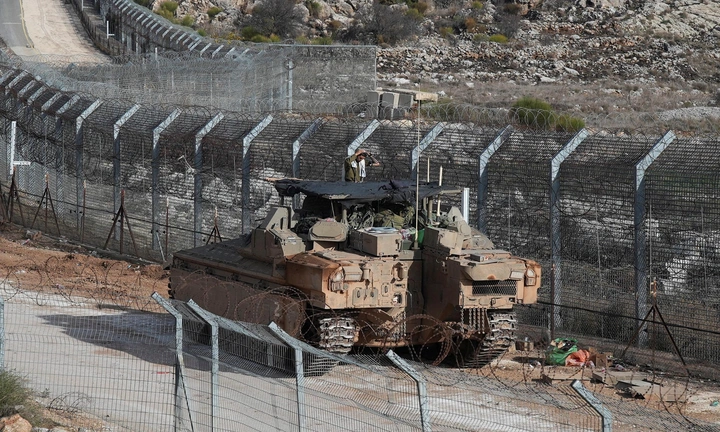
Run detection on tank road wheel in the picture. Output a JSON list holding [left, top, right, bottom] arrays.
[[232, 287, 308, 337], [382, 314, 454, 366], [452, 311, 518, 369]]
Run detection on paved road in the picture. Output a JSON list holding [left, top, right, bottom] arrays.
[[0, 0, 107, 62], [0, 0, 37, 56]]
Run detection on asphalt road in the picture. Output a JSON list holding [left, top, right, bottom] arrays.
[[0, 0, 107, 62], [0, 0, 37, 56]]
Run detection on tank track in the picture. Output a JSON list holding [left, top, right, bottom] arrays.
[[460, 311, 517, 368], [318, 316, 356, 354]]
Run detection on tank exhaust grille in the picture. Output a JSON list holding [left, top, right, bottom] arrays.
[[472, 280, 517, 296]]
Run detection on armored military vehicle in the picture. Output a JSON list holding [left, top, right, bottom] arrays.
[[168, 179, 541, 366]]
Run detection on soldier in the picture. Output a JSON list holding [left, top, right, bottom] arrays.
[[345, 149, 380, 182]]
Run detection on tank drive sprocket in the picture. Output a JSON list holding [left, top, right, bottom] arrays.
[[457, 311, 517, 368]]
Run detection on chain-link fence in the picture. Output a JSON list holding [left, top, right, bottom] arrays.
[[3, 59, 720, 390], [4, 278, 720, 431], [41, 0, 377, 113]]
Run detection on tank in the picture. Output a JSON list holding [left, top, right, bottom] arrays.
[[168, 179, 541, 367]]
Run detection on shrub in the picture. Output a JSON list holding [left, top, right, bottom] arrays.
[[439, 26, 454, 37], [511, 96, 556, 129], [197, 28, 207, 37], [312, 36, 333, 45], [328, 20, 343, 32], [503, 3, 522, 15], [415, 1, 429, 14], [180, 15, 195, 27], [160, 1, 178, 14], [0, 370, 31, 418], [555, 114, 585, 132], [464, 17, 477, 32], [207, 6, 223, 20], [488, 33, 507, 43], [471, 1, 483, 9], [157, 9, 174, 20], [251, 34, 273, 42], [406, 8, 424, 22], [360, 2, 422, 45], [240, 26, 261, 40], [251, 0, 303, 38], [473, 33, 488, 42]]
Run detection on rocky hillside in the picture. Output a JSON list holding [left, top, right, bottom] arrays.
[[162, 0, 720, 116]]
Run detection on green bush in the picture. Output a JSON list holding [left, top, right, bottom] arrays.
[[311, 36, 333, 45], [157, 9, 174, 21], [406, 8, 424, 22], [251, 34, 273, 43], [160, 1, 178, 14], [511, 96, 556, 129], [207, 6, 223, 20], [414, 1, 428, 14], [0, 371, 30, 418], [197, 28, 207, 37], [473, 33, 488, 42], [180, 15, 195, 27], [439, 26, 454, 38], [488, 33, 507, 43], [241, 26, 261, 40], [555, 114, 586, 132], [471, 1, 483, 9]]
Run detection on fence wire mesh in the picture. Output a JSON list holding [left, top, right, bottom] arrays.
[[3, 55, 720, 430]]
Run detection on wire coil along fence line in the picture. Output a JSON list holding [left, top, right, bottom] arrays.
[[2, 51, 720, 429]]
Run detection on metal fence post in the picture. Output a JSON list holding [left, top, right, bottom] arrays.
[[241, 115, 273, 234], [152, 293, 196, 432], [193, 113, 224, 246], [292, 118, 324, 208], [152, 109, 180, 250], [0, 296, 4, 369], [267, 322, 306, 432], [386, 350, 431, 432], [75, 100, 102, 231], [113, 104, 140, 240], [550, 129, 588, 332], [187, 300, 219, 432], [410, 122, 444, 179], [477, 125, 512, 233], [635, 130, 675, 346], [571, 380, 612, 431]]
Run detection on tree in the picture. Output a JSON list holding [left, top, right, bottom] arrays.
[[342, 2, 421, 45], [250, 0, 304, 38]]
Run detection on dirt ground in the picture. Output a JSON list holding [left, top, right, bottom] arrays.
[[2, 220, 720, 429], [0, 223, 166, 310]]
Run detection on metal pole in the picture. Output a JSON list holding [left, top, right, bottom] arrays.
[[571, 380, 611, 431], [268, 323, 306, 432], [194, 113, 224, 246], [550, 129, 588, 332], [477, 126, 512, 233], [242, 115, 273, 233], [152, 293, 196, 432], [634, 131, 675, 347], [152, 109, 180, 250], [387, 350, 431, 432], [187, 301, 219, 432]]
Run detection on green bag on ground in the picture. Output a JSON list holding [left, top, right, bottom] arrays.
[[545, 338, 578, 365]]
